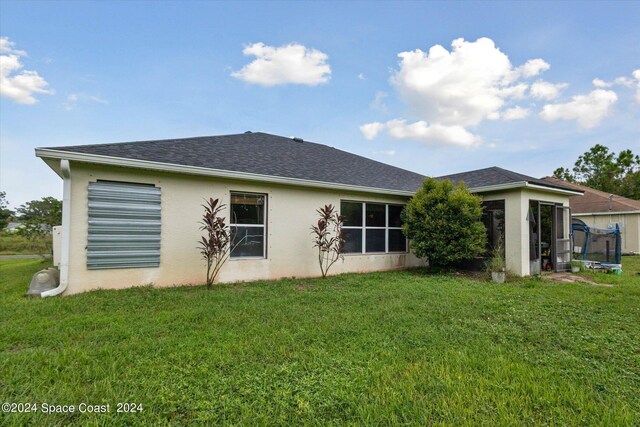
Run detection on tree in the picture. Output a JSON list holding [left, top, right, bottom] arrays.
[[310, 204, 345, 278], [402, 178, 487, 269], [552, 167, 575, 183], [0, 191, 13, 230], [554, 144, 640, 199], [198, 198, 231, 289], [16, 196, 62, 238]]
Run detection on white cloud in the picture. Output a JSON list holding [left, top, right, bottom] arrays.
[[361, 119, 480, 147], [502, 106, 530, 120], [530, 80, 568, 100], [62, 92, 108, 110], [361, 37, 560, 146], [596, 70, 640, 103], [498, 83, 529, 100], [0, 37, 26, 56], [592, 78, 611, 88], [391, 37, 526, 127], [360, 122, 386, 140], [386, 120, 480, 147], [540, 89, 617, 129], [358, 73, 366, 80], [517, 58, 550, 78], [231, 42, 331, 86], [0, 37, 53, 105], [593, 76, 633, 88], [370, 91, 388, 112]]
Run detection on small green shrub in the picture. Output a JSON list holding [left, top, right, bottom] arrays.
[[485, 242, 506, 273], [403, 177, 487, 269]]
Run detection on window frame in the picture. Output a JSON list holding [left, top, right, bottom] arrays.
[[229, 191, 268, 260], [341, 200, 408, 255]]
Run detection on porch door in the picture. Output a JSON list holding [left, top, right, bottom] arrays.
[[554, 205, 572, 272], [528, 202, 541, 275]]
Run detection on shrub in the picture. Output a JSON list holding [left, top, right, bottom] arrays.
[[403, 178, 486, 269], [311, 204, 345, 278], [485, 241, 506, 273], [198, 198, 230, 289]]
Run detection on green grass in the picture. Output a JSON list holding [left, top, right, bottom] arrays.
[[576, 254, 640, 286], [0, 232, 52, 255], [1, 258, 639, 426]]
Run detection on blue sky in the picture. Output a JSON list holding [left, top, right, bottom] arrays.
[[1, 1, 639, 207]]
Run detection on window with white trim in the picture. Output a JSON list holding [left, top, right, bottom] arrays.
[[230, 192, 267, 258], [341, 201, 407, 254]]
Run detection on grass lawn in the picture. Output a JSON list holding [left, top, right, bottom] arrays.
[[1, 258, 639, 425]]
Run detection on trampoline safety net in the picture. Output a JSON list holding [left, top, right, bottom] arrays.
[[572, 218, 622, 265]]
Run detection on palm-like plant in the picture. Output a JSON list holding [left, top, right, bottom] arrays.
[[311, 204, 345, 278], [198, 198, 230, 288]]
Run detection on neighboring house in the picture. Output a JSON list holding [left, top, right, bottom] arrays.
[[5, 222, 24, 233], [35, 132, 581, 296], [543, 177, 640, 254]]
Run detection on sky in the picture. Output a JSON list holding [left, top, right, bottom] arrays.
[[1, 1, 639, 208]]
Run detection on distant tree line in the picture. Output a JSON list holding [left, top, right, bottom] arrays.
[[554, 144, 640, 200], [0, 192, 62, 238]]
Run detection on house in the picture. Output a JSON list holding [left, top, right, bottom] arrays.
[[35, 132, 581, 296], [5, 222, 24, 233], [543, 177, 640, 254]]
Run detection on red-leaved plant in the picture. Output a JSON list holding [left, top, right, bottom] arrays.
[[198, 198, 230, 289], [311, 204, 345, 278]]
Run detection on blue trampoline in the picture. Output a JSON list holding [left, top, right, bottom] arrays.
[[571, 218, 622, 270]]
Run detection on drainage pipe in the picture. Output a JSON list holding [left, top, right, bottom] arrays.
[[42, 159, 71, 297]]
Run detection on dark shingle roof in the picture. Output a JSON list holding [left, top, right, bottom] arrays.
[[46, 132, 427, 193], [437, 166, 578, 192]]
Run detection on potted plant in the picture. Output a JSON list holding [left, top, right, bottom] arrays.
[[571, 259, 582, 273], [486, 243, 506, 283]]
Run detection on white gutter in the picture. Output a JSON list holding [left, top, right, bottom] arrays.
[[523, 182, 584, 196], [41, 159, 71, 297], [573, 210, 640, 216], [465, 180, 583, 196], [35, 148, 416, 197], [465, 181, 528, 193]]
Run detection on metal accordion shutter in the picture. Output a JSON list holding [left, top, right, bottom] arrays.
[[87, 181, 161, 269]]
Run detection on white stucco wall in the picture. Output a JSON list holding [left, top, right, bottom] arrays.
[[63, 162, 425, 294], [573, 212, 639, 254], [480, 188, 572, 276]]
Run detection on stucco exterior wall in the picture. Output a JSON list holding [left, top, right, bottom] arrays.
[[573, 212, 640, 254], [64, 162, 425, 295], [480, 188, 571, 276]]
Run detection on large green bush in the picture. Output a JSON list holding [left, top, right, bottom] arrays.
[[403, 177, 486, 269]]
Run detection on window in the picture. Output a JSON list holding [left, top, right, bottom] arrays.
[[230, 192, 266, 258], [87, 181, 161, 269], [341, 201, 407, 254]]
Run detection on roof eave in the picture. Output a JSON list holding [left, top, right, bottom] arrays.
[[573, 210, 640, 216], [35, 148, 416, 197], [467, 181, 582, 196]]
